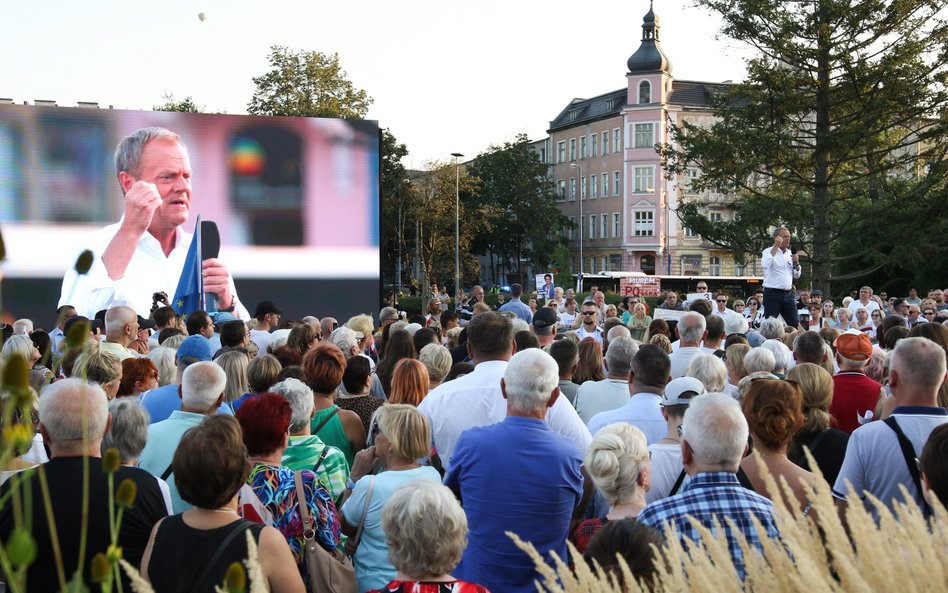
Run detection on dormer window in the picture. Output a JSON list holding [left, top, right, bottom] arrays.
[[639, 80, 651, 104]]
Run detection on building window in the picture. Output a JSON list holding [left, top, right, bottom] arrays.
[[568, 216, 576, 240], [581, 215, 586, 240], [613, 171, 621, 196], [591, 175, 598, 199], [581, 176, 587, 200], [589, 216, 596, 239], [580, 136, 587, 159], [557, 141, 566, 164], [685, 166, 701, 191], [601, 173, 609, 197], [684, 223, 696, 237], [601, 256, 608, 272], [681, 254, 702, 275], [709, 256, 722, 276], [709, 212, 723, 223], [557, 179, 566, 201], [613, 128, 621, 153], [569, 138, 576, 161], [734, 261, 746, 276], [538, 146, 547, 163], [634, 123, 654, 149], [613, 213, 620, 238], [639, 80, 651, 104], [634, 167, 654, 193], [601, 214, 608, 239], [569, 178, 576, 201], [590, 133, 597, 157], [602, 131, 610, 155], [610, 254, 623, 270], [589, 256, 596, 273], [634, 211, 654, 237]]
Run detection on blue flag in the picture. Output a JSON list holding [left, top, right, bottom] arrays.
[[172, 217, 203, 315]]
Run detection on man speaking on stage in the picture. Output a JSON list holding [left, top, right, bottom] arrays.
[[60, 127, 249, 319], [761, 226, 801, 327]]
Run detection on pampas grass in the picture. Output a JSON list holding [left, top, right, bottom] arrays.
[[511, 451, 948, 592]]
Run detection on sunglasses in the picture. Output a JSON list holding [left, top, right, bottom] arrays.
[[717, 299, 727, 303], [582, 311, 597, 316], [924, 311, 936, 315]]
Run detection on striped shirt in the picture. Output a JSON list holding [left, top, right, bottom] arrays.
[[282, 435, 350, 505]]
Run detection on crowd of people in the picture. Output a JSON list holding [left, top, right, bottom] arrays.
[[1, 277, 947, 592]]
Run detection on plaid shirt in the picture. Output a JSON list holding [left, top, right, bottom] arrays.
[[637, 472, 780, 579]]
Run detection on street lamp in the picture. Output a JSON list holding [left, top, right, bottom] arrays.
[[451, 152, 464, 307], [570, 162, 584, 293]]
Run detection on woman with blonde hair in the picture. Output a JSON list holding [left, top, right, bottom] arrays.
[[626, 302, 652, 343], [740, 378, 827, 514], [570, 423, 651, 552], [418, 343, 452, 391], [786, 363, 850, 486], [342, 404, 441, 592], [74, 348, 123, 399], [215, 349, 249, 404], [388, 359, 430, 406]]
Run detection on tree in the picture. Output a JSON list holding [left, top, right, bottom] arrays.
[[408, 162, 481, 294], [379, 129, 412, 295], [153, 92, 204, 113], [661, 0, 948, 293], [467, 134, 573, 286], [247, 46, 373, 119]]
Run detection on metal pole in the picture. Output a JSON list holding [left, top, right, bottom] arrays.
[[571, 162, 584, 293], [451, 153, 464, 308]]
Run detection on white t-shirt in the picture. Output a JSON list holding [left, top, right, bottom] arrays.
[[574, 379, 630, 425], [646, 442, 687, 504]]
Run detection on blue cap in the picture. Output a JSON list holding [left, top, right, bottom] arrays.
[[214, 312, 238, 324], [746, 331, 766, 348], [176, 335, 212, 365]]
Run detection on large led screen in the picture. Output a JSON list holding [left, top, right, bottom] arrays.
[[0, 104, 381, 324]]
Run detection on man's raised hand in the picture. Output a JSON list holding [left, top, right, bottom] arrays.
[[123, 181, 162, 234]]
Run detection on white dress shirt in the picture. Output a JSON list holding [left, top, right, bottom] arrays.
[[586, 392, 667, 444], [574, 378, 630, 424], [59, 221, 248, 319], [760, 246, 801, 290], [417, 360, 592, 472]]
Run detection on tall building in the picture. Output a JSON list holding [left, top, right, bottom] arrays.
[[548, 2, 760, 278]]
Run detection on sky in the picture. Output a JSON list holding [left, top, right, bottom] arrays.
[[1, 0, 751, 167]]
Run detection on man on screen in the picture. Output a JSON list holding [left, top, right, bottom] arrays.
[[60, 127, 249, 319]]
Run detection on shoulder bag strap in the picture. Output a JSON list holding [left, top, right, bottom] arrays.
[[883, 417, 933, 518], [160, 463, 174, 481], [312, 407, 340, 435], [294, 470, 315, 533], [190, 520, 251, 593], [668, 469, 687, 496], [312, 447, 330, 474], [348, 476, 376, 551]]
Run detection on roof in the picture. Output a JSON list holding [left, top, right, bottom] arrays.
[[548, 80, 733, 132]]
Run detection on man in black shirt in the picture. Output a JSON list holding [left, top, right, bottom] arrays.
[[0, 379, 167, 592]]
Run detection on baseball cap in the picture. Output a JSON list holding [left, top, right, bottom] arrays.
[[176, 335, 213, 364], [810, 290, 823, 297], [253, 300, 282, 318], [836, 332, 872, 361], [213, 311, 238, 324], [532, 307, 558, 329], [663, 377, 706, 406], [746, 331, 766, 347]]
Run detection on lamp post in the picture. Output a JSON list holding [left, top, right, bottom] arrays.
[[570, 162, 584, 293], [451, 152, 464, 307]]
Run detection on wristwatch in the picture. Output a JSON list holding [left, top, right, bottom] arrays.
[[219, 298, 237, 313], [345, 477, 358, 490]]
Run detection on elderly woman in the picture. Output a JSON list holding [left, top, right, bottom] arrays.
[[101, 398, 173, 513], [74, 348, 123, 399], [836, 307, 854, 331], [740, 379, 826, 515], [1, 334, 49, 393], [236, 394, 341, 584], [626, 302, 652, 343], [342, 404, 441, 592], [388, 359, 430, 406], [786, 363, 850, 486], [147, 346, 178, 387], [271, 378, 351, 506], [337, 355, 385, 435], [232, 353, 282, 412], [684, 353, 728, 393], [303, 342, 366, 466], [744, 297, 764, 330], [761, 339, 792, 378], [570, 423, 651, 553], [118, 357, 159, 398], [366, 480, 489, 593], [141, 415, 305, 593], [418, 343, 452, 391]]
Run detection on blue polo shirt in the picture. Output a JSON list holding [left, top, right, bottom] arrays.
[[498, 298, 534, 323], [444, 416, 583, 593]]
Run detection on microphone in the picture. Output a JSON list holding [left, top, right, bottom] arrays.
[[201, 220, 221, 312]]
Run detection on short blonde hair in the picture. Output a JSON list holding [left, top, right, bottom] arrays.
[[725, 343, 751, 380], [74, 348, 121, 387], [377, 404, 431, 460], [382, 480, 467, 578], [418, 343, 452, 382], [216, 350, 249, 403], [346, 314, 375, 346]]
